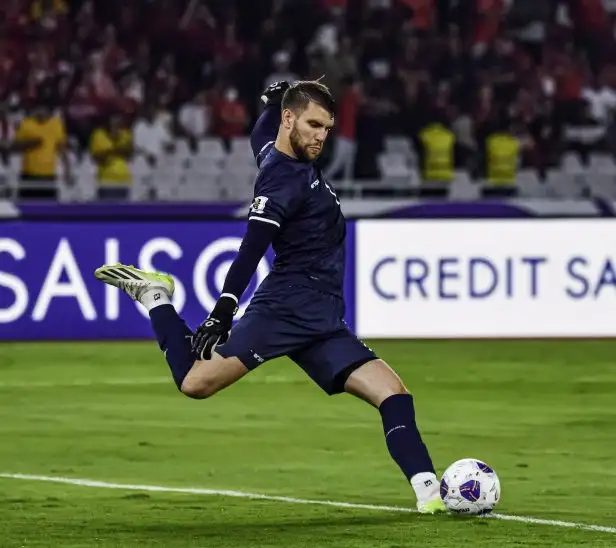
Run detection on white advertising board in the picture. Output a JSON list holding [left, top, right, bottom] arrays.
[[356, 220, 616, 338]]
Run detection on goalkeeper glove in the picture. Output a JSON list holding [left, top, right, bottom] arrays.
[[191, 295, 238, 360], [261, 81, 290, 106]]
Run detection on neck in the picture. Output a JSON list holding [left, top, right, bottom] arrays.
[[274, 133, 297, 160]]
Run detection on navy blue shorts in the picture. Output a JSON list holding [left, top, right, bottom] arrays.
[[215, 285, 377, 395]]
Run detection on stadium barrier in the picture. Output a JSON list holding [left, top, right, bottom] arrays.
[[1, 211, 615, 340]]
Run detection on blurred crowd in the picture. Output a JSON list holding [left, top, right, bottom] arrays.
[[2, 0, 616, 194]]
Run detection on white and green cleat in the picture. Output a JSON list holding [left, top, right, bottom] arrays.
[[416, 497, 448, 515], [94, 263, 175, 302]]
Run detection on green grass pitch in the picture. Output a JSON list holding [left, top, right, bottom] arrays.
[[0, 340, 615, 547]]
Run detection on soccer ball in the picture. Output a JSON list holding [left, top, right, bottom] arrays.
[[440, 458, 501, 515]]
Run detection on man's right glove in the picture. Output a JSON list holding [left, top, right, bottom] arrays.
[[191, 295, 238, 360], [261, 81, 290, 106]]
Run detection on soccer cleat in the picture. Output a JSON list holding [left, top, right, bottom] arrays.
[[94, 263, 175, 302], [416, 497, 448, 515]]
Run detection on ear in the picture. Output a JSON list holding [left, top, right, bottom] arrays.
[[281, 108, 294, 130]]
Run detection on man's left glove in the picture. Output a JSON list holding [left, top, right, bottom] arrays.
[[261, 81, 290, 106], [191, 295, 238, 360]]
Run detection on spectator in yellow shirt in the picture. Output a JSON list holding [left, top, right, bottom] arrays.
[[13, 103, 71, 200], [417, 121, 455, 184], [89, 112, 133, 201], [30, 0, 69, 20]]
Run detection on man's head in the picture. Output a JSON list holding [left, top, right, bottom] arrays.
[[32, 102, 52, 122], [279, 80, 335, 162]]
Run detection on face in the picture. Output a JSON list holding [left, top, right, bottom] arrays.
[[283, 101, 334, 162], [34, 106, 51, 121]]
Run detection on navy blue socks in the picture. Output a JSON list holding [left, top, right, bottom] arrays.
[[379, 394, 436, 482], [149, 304, 196, 390]]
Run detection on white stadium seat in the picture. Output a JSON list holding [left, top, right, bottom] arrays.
[[174, 139, 191, 160], [230, 137, 253, 158], [177, 175, 223, 201], [197, 137, 227, 163], [586, 174, 616, 199], [516, 170, 544, 198], [545, 169, 584, 199], [377, 152, 413, 187], [589, 153, 616, 175], [221, 164, 257, 200], [384, 136, 413, 159], [562, 152, 584, 174], [449, 170, 480, 200]]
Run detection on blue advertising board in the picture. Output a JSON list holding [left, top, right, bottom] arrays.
[[0, 221, 356, 340]]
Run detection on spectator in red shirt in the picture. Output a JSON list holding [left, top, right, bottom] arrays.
[[215, 22, 244, 67], [325, 76, 361, 182], [100, 24, 127, 75], [568, 0, 610, 34], [398, 0, 435, 32], [472, 0, 504, 57], [213, 87, 249, 148], [553, 54, 583, 103], [567, 0, 613, 72]]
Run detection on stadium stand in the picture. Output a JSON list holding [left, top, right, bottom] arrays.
[[2, 0, 616, 201]]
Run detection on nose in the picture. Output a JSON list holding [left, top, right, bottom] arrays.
[[315, 128, 327, 143]]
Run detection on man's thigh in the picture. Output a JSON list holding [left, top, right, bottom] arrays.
[[181, 353, 249, 399], [215, 306, 311, 370], [289, 327, 377, 395], [217, 285, 345, 368]]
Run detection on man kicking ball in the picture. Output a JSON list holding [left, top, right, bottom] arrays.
[[95, 80, 446, 514]]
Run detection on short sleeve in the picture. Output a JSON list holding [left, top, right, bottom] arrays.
[[248, 167, 302, 228], [15, 119, 33, 141], [89, 129, 109, 156]]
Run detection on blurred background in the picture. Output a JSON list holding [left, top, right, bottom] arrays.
[[2, 0, 616, 203]]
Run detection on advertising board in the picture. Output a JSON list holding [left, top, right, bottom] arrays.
[[0, 221, 278, 340], [356, 220, 616, 338]]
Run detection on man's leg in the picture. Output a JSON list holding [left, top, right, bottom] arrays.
[[94, 264, 248, 398], [176, 292, 315, 397], [180, 353, 248, 399], [343, 359, 445, 513], [292, 329, 446, 514]]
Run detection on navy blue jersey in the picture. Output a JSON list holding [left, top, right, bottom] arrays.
[[249, 141, 346, 297], [215, 103, 378, 390]]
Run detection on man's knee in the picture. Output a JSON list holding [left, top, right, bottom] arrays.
[[180, 374, 219, 400], [344, 358, 408, 407], [180, 354, 249, 400], [372, 360, 408, 399]]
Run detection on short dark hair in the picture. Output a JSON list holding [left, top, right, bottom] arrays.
[[281, 80, 335, 117]]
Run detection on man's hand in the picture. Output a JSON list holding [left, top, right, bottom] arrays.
[[191, 295, 237, 360], [261, 81, 290, 106]]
